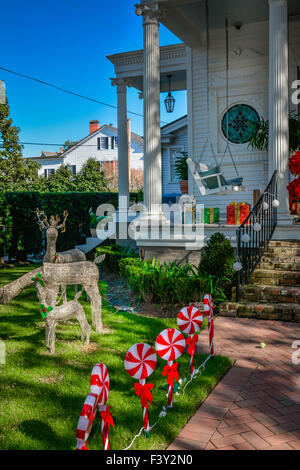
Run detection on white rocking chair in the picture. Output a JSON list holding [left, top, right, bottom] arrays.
[[187, 158, 247, 196]]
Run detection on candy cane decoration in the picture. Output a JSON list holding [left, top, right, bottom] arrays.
[[124, 343, 157, 437], [90, 363, 113, 449], [76, 363, 113, 450], [177, 306, 203, 377], [76, 393, 98, 450], [203, 294, 214, 357], [155, 328, 185, 408]]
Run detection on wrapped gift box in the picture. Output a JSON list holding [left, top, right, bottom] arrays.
[[184, 206, 196, 224], [201, 207, 220, 224], [291, 202, 300, 216], [227, 202, 250, 225]]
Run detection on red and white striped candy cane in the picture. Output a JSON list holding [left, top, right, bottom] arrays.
[[203, 294, 214, 356], [76, 393, 98, 450], [177, 306, 202, 377], [186, 333, 198, 377]]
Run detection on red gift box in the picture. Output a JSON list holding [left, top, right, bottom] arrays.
[[227, 202, 250, 225]]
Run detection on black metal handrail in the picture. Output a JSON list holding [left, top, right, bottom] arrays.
[[235, 171, 278, 302]]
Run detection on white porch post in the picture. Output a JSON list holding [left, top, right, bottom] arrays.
[[136, 2, 163, 217], [111, 78, 129, 213], [268, 0, 290, 222]]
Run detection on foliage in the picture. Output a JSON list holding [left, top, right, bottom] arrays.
[[248, 112, 300, 153], [45, 165, 76, 192], [174, 151, 188, 181], [89, 208, 106, 228], [0, 264, 231, 450], [74, 158, 109, 192], [199, 232, 235, 280], [63, 140, 78, 151], [0, 193, 12, 263], [0, 101, 41, 191], [119, 257, 228, 305], [2, 192, 137, 260], [96, 244, 138, 273]]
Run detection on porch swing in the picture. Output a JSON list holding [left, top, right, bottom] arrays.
[[187, 3, 247, 196]]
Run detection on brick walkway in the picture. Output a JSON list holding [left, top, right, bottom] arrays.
[[168, 317, 300, 450]]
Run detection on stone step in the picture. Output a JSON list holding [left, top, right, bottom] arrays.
[[269, 240, 300, 247], [250, 269, 300, 286], [264, 247, 300, 257], [239, 284, 300, 304], [218, 301, 300, 322], [258, 261, 300, 271]]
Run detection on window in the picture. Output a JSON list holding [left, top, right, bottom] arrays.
[[68, 165, 76, 175], [114, 137, 118, 148], [221, 104, 260, 144], [169, 148, 183, 182], [97, 136, 109, 150], [44, 168, 55, 178]]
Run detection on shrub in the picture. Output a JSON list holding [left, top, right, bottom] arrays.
[[0, 194, 12, 264], [199, 232, 235, 279], [96, 244, 138, 273], [119, 258, 210, 305], [3, 192, 138, 260]]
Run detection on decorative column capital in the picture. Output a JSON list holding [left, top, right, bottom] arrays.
[[110, 78, 132, 93], [135, 2, 166, 25]]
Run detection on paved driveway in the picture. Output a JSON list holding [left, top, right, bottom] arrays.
[[168, 317, 300, 450]]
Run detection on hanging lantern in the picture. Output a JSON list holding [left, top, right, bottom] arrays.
[[263, 202, 269, 211], [253, 222, 261, 232], [272, 199, 280, 208], [164, 75, 175, 113]]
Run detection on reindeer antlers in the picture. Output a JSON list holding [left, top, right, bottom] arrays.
[[35, 209, 68, 232], [35, 209, 49, 230]]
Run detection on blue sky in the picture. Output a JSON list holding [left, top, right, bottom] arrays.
[[1, 0, 187, 158]]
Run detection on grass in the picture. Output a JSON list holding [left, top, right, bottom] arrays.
[[0, 264, 232, 450]]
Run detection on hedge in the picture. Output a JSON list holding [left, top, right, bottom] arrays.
[[96, 244, 138, 273], [1, 192, 138, 260]]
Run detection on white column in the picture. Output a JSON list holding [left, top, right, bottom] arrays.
[[268, 0, 290, 222], [137, 2, 163, 217], [111, 78, 129, 213]]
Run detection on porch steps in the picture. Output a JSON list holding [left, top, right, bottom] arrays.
[[75, 236, 107, 254], [219, 240, 300, 322]]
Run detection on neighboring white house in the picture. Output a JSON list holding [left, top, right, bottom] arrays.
[[108, 0, 300, 252], [30, 120, 144, 186]]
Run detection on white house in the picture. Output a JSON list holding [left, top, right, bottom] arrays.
[[30, 120, 144, 186], [107, 0, 300, 258]]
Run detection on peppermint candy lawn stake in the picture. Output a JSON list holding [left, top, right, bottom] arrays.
[[177, 306, 203, 377], [90, 363, 113, 450], [124, 343, 157, 437], [155, 328, 185, 408], [203, 294, 214, 357]]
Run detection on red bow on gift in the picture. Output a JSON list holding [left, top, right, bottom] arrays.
[[134, 383, 153, 409], [162, 363, 179, 388], [100, 406, 114, 438], [186, 335, 198, 356]]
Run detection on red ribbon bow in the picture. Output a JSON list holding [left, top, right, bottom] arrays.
[[134, 383, 153, 409], [186, 334, 198, 356], [162, 363, 179, 388], [100, 406, 114, 438]]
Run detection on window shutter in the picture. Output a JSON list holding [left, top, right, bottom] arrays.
[[97, 137, 101, 151]]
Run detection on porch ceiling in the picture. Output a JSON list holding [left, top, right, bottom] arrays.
[[155, 0, 300, 47], [107, 44, 187, 92]]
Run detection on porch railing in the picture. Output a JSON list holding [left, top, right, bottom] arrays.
[[235, 171, 278, 302]]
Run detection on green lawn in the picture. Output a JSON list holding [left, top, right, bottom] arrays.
[[0, 265, 232, 450]]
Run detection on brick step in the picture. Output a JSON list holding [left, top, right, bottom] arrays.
[[269, 240, 300, 248], [260, 255, 300, 264], [218, 301, 300, 322], [250, 269, 300, 286], [258, 261, 300, 271], [239, 284, 300, 304], [264, 247, 300, 257]]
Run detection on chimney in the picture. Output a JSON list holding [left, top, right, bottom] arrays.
[[60, 147, 63, 154], [89, 120, 100, 134]]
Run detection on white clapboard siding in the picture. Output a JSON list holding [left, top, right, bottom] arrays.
[[188, 20, 270, 218]]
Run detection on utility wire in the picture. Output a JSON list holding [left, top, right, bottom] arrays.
[[0, 65, 168, 124]]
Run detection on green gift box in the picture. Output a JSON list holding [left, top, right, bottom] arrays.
[[202, 208, 219, 224]]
